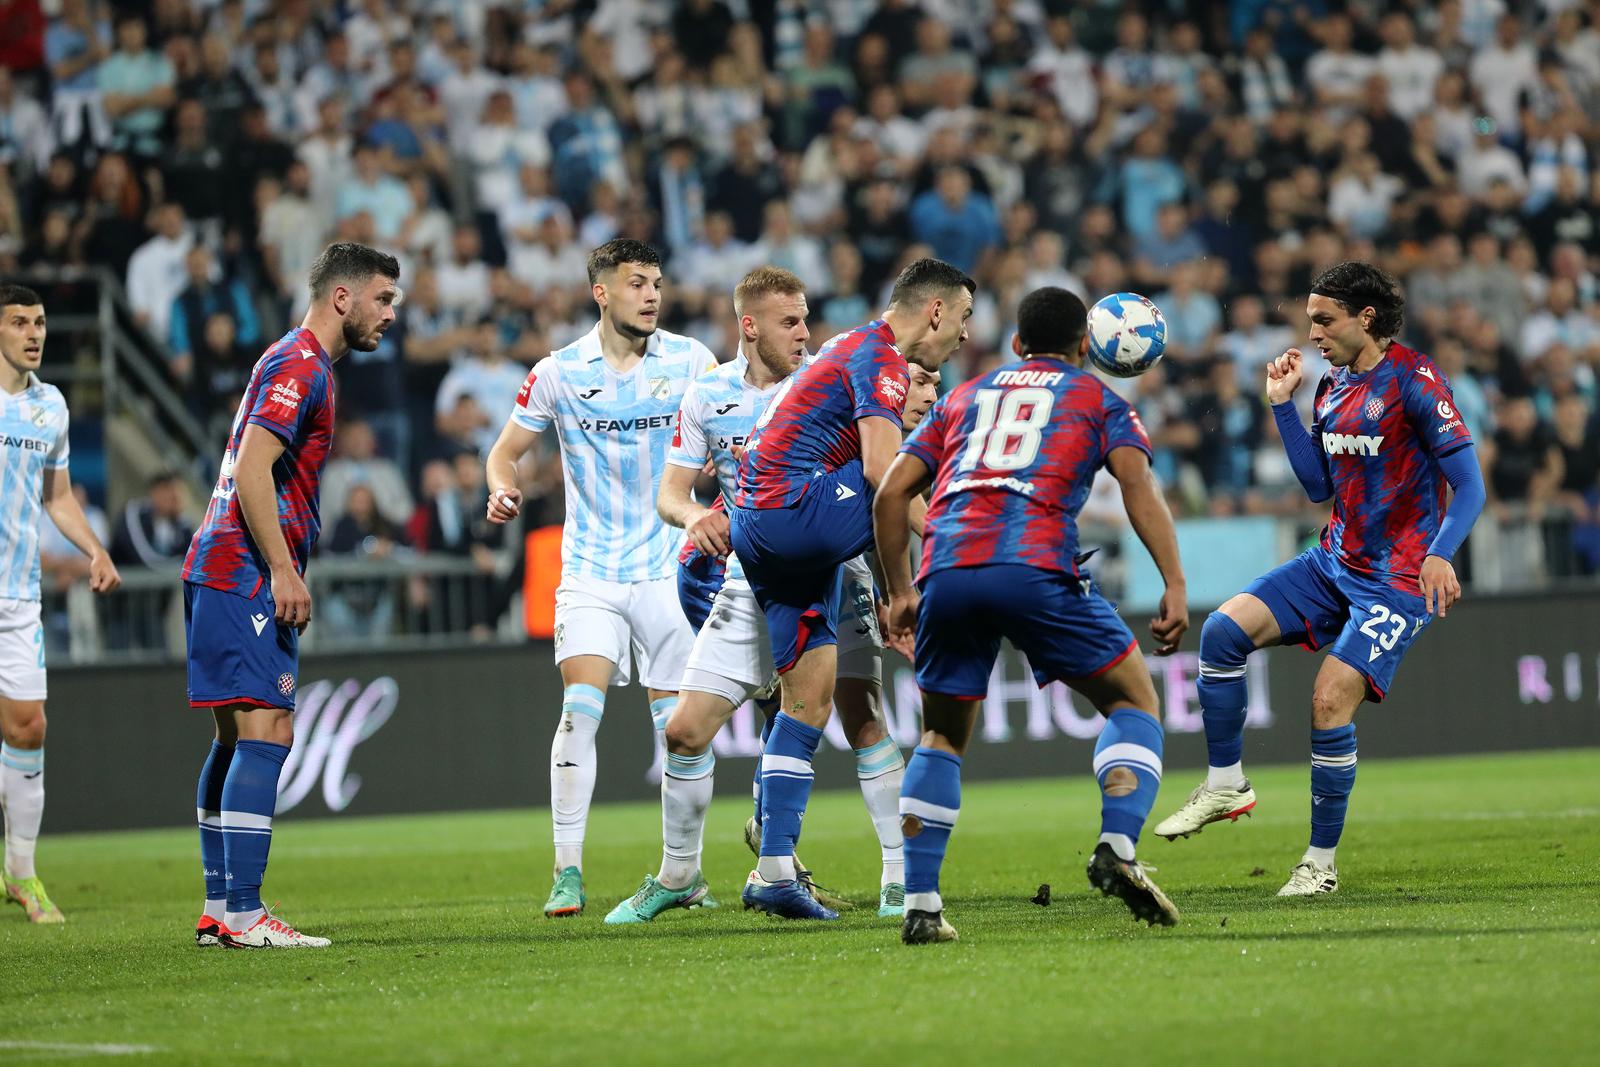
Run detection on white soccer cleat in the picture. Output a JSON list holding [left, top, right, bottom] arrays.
[[1277, 860, 1338, 897], [220, 911, 331, 948], [1153, 782, 1257, 840]]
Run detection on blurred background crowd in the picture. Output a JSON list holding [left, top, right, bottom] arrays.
[[3, 0, 1599, 648]]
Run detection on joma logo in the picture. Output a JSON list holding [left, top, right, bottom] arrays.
[[1322, 432, 1385, 456]]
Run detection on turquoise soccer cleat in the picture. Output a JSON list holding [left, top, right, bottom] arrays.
[[603, 872, 712, 924]]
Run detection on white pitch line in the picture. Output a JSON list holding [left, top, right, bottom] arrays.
[[0, 1041, 160, 1057]]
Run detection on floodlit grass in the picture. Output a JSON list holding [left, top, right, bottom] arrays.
[[3, 750, 1597, 1065]]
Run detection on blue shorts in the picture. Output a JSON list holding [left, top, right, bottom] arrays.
[[730, 461, 875, 673], [1246, 545, 1431, 701], [914, 563, 1137, 698], [184, 581, 299, 710], [677, 548, 727, 634]]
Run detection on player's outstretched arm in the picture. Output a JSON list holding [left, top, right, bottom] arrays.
[[1108, 445, 1188, 656], [1419, 445, 1486, 618], [872, 453, 934, 659], [41, 467, 120, 593], [657, 462, 729, 556], [234, 424, 310, 630], [484, 418, 539, 525]]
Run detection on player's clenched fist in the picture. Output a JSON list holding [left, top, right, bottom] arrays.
[[486, 487, 522, 524], [686, 507, 731, 557], [1265, 348, 1304, 405]]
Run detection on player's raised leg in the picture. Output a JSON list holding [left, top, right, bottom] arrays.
[[1, 695, 60, 924], [1154, 595, 1279, 840]]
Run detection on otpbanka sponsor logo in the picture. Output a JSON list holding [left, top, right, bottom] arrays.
[[277, 676, 398, 814]]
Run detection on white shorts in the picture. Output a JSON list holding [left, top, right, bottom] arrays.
[[0, 598, 46, 701], [679, 557, 883, 707], [554, 573, 693, 690]]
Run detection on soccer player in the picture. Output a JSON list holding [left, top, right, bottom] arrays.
[[729, 257, 972, 920], [0, 284, 122, 924], [485, 239, 716, 917], [1153, 263, 1484, 895], [184, 243, 400, 949], [875, 287, 1190, 944], [603, 269, 940, 924]]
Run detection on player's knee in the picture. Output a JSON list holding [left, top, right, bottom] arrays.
[[663, 715, 710, 755], [1310, 684, 1356, 729], [1, 704, 46, 747], [1200, 610, 1255, 669]]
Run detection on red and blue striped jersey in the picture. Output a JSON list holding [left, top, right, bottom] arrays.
[[1312, 341, 1473, 592], [902, 358, 1151, 581], [183, 327, 336, 597], [734, 319, 909, 509]]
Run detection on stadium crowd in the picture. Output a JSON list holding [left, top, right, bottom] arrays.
[[3, 0, 1600, 629]]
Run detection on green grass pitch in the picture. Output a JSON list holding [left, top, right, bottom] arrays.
[[2, 749, 1596, 1065]]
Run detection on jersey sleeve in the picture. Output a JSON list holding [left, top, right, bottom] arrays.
[[1400, 357, 1474, 457], [1101, 390, 1153, 461], [899, 391, 952, 473], [46, 400, 70, 470], [247, 350, 323, 444], [510, 357, 560, 432], [667, 379, 710, 470], [849, 343, 910, 426]]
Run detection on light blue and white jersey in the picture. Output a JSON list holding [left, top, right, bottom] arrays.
[[512, 324, 717, 583], [0, 374, 71, 601], [666, 354, 784, 582]]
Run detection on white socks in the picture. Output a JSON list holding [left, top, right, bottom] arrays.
[[551, 685, 605, 873], [1207, 761, 1247, 791], [658, 750, 714, 889], [755, 854, 796, 882], [1, 744, 44, 880], [1304, 845, 1337, 868], [854, 738, 905, 886]]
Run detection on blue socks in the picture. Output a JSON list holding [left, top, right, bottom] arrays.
[[220, 739, 289, 923], [196, 741, 233, 908], [756, 712, 822, 881], [899, 747, 961, 913], [1198, 611, 1254, 788], [1309, 724, 1357, 857], [1092, 708, 1164, 860]]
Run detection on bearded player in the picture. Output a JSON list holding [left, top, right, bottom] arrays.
[[485, 239, 716, 917], [185, 243, 400, 948], [1153, 262, 1485, 896], [0, 285, 121, 925], [875, 287, 1189, 944], [729, 257, 972, 920]]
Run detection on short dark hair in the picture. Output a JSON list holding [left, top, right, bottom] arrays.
[[0, 284, 43, 310], [1310, 261, 1404, 339], [1015, 287, 1087, 357], [889, 257, 976, 310], [307, 242, 401, 301], [586, 239, 661, 285]]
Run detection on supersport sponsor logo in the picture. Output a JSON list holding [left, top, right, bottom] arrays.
[[946, 474, 1039, 495]]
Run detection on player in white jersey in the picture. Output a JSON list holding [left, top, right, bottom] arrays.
[[602, 267, 941, 925], [0, 285, 120, 924], [485, 240, 716, 917]]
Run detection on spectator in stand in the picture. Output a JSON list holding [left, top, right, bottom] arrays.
[[1522, 278, 1598, 362], [436, 225, 493, 320], [336, 140, 412, 242], [45, 0, 112, 152], [168, 243, 258, 390], [1376, 12, 1444, 121], [125, 201, 193, 343], [323, 483, 403, 640], [1188, 357, 1265, 510], [1134, 201, 1207, 290], [1155, 262, 1222, 365], [908, 165, 999, 276], [1490, 396, 1564, 521], [435, 318, 530, 458], [98, 12, 175, 158], [109, 472, 194, 569], [1470, 13, 1539, 139], [1305, 13, 1376, 122]]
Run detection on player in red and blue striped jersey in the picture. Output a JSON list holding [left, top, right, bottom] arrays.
[[1154, 262, 1486, 898], [874, 287, 1190, 943], [728, 257, 973, 920], [183, 243, 401, 949]]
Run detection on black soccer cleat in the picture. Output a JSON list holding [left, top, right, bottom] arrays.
[[901, 908, 959, 945], [1086, 842, 1180, 927]]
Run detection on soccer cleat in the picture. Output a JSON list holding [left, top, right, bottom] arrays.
[[1086, 842, 1180, 927], [878, 883, 905, 917], [743, 815, 851, 910], [219, 911, 330, 948], [901, 908, 959, 944], [1277, 860, 1339, 897], [741, 870, 838, 920], [195, 915, 223, 947], [1153, 781, 1257, 840], [544, 865, 586, 917], [604, 872, 711, 924], [3, 873, 64, 924]]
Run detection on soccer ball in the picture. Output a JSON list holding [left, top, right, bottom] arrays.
[[1086, 292, 1168, 378]]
